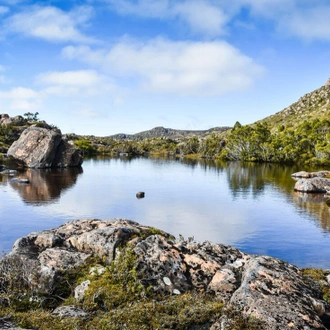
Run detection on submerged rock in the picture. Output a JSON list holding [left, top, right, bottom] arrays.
[[7, 127, 83, 168], [1, 218, 329, 329]]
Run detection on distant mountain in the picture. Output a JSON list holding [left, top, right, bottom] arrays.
[[108, 126, 231, 140], [257, 78, 330, 130]]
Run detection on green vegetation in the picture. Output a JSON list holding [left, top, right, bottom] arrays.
[[222, 119, 330, 165]]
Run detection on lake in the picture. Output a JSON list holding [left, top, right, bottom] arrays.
[[1, 156, 330, 269]]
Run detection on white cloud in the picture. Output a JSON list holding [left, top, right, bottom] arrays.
[[62, 38, 264, 96], [36, 69, 115, 98], [4, 5, 95, 43], [109, 0, 170, 18], [173, 1, 228, 36], [37, 70, 104, 87], [0, 87, 41, 110], [106, 0, 228, 37], [0, 6, 9, 15], [238, 0, 330, 41], [106, 0, 330, 42], [279, 6, 330, 41]]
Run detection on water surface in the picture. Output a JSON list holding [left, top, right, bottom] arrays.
[[1, 157, 330, 269]]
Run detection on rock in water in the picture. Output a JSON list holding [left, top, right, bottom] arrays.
[[294, 177, 330, 193], [7, 127, 83, 168]]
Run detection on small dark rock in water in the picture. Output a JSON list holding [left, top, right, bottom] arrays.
[[10, 178, 30, 184], [136, 192, 145, 199], [326, 199, 330, 207]]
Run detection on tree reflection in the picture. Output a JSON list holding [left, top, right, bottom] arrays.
[[225, 162, 301, 198]]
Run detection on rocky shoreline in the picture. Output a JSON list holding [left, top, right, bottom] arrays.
[[1, 219, 330, 329]]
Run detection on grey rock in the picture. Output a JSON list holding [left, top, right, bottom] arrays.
[[294, 177, 330, 193], [0, 316, 32, 330], [7, 127, 83, 168], [0, 115, 25, 126], [52, 305, 89, 318], [74, 280, 91, 301], [9, 219, 172, 293], [292, 171, 330, 179]]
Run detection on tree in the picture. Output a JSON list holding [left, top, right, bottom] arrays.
[[23, 112, 39, 122]]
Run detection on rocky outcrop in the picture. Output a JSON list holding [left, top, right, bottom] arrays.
[[0, 114, 25, 126], [292, 170, 330, 178], [325, 78, 330, 87], [1, 219, 329, 329], [294, 177, 330, 193], [7, 127, 83, 168]]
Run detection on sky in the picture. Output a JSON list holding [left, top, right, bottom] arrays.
[[0, 0, 330, 136]]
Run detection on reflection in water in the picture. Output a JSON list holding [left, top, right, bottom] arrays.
[[225, 162, 312, 198], [9, 167, 83, 204], [293, 192, 330, 232]]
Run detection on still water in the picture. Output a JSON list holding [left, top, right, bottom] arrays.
[[1, 157, 330, 269]]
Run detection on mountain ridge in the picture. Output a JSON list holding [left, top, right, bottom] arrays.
[[106, 126, 231, 140]]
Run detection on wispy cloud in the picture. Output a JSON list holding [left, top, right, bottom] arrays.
[[37, 70, 105, 87], [62, 38, 264, 96], [36, 69, 115, 98], [238, 0, 330, 41], [104, 0, 330, 42], [0, 87, 42, 111], [106, 0, 228, 37], [0, 6, 9, 15], [4, 5, 96, 43], [278, 5, 330, 41]]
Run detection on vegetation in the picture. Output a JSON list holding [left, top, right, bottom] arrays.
[[23, 112, 39, 122], [302, 268, 330, 304]]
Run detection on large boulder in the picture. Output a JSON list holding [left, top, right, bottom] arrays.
[[294, 177, 330, 193], [1, 219, 329, 329], [7, 127, 83, 168]]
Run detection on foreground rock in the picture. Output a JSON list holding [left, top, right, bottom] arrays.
[[7, 127, 83, 168], [1, 219, 329, 329], [294, 177, 330, 193]]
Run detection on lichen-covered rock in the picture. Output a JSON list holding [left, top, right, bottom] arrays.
[[294, 177, 330, 193], [7, 127, 83, 168], [0, 316, 33, 330], [1, 219, 330, 329], [52, 305, 89, 318]]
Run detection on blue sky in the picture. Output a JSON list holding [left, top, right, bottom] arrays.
[[0, 0, 330, 135]]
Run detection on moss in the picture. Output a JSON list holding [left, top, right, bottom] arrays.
[[303, 268, 330, 304]]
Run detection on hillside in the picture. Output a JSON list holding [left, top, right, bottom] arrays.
[[257, 79, 330, 130]]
